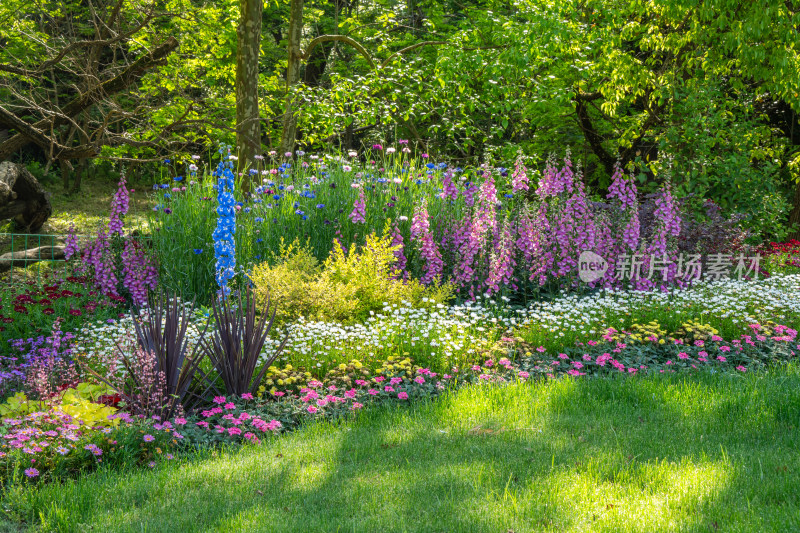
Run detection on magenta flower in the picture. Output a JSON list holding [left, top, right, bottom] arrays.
[[511, 154, 529, 193], [349, 188, 366, 224], [24, 468, 39, 478], [410, 200, 443, 285], [397, 392, 409, 400], [143, 434, 155, 442]]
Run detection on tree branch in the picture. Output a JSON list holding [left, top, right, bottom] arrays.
[[0, 105, 99, 159], [0, 37, 179, 161], [301, 35, 376, 69]]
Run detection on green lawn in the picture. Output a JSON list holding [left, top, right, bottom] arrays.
[[3, 367, 800, 532]]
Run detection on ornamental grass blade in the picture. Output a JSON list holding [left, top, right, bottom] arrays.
[[200, 286, 289, 396], [86, 290, 210, 419]]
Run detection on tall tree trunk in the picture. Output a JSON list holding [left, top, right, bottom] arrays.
[[59, 159, 72, 191], [279, 0, 304, 155], [236, 0, 263, 188], [789, 179, 800, 240]]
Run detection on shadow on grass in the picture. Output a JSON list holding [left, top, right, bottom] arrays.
[[7, 367, 800, 532]]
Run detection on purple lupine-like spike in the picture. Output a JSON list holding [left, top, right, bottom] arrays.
[[535, 154, 559, 198], [122, 239, 158, 306], [511, 154, 529, 193], [411, 201, 443, 285], [64, 224, 79, 260], [607, 163, 640, 251], [441, 170, 459, 200], [486, 217, 517, 295], [390, 225, 407, 278], [463, 182, 478, 207], [108, 172, 130, 236], [349, 188, 366, 224]]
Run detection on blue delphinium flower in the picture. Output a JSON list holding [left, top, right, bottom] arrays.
[[213, 159, 237, 296], [194, 249, 203, 254]]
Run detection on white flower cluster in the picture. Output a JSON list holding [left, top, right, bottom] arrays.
[[71, 275, 800, 371]]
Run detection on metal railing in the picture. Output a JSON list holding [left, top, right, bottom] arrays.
[[0, 233, 80, 287]]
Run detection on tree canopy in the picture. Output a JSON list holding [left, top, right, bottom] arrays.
[[0, 0, 798, 237]]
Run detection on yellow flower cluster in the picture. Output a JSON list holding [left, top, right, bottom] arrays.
[[325, 359, 373, 386], [377, 354, 417, 375], [257, 364, 312, 397], [670, 320, 719, 342], [613, 321, 667, 344]]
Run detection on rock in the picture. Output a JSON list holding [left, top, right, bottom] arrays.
[[0, 161, 52, 232]]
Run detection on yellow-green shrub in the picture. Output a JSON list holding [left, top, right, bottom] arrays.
[[0, 383, 118, 427], [0, 392, 46, 418], [251, 233, 453, 324]]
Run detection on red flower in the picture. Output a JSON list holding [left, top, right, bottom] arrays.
[[68, 309, 82, 316], [42, 308, 55, 315], [97, 394, 122, 407], [13, 306, 28, 314]]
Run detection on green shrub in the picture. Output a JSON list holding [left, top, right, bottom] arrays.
[[251, 234, 453, 325]]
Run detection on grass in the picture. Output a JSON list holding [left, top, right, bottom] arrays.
[[3, 366, 799, 532], [0, 173, 154, 240]]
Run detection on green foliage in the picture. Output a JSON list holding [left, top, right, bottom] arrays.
[[3, 0, 799, 237], [0, 383, 118, 427], [251, 234, 453, 325], [0, 392, 44, 418]]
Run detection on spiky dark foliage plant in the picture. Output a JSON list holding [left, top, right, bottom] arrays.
[[83, 292, 209, 419], [199, 287, 289, 396]]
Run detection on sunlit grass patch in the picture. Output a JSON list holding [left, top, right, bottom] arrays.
[[3, 366, 799, 532]]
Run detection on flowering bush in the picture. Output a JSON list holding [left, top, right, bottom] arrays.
[[761, 239, 800, 275], [65, 171, 157, 306], [0, 275, 122, 350], [149, 147, 754, 304], [509, 322, 798, 379], [0, 410, 177, 484]]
